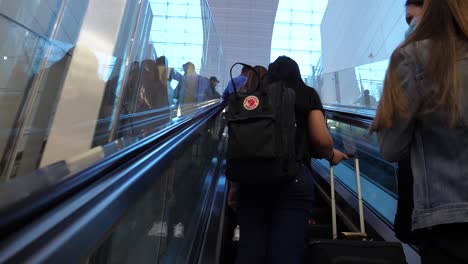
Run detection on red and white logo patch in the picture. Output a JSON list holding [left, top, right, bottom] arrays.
[[243, 96, 260, 110]]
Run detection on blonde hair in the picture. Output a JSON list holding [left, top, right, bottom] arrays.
[[372, 0, 468, 131]]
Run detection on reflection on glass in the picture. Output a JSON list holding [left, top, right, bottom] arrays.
[[88, 114, 224, 264], [326, 118, 397, 194], [0, 0, 225, 199], [0, 14, 77, 180], [313, 59, 389, 109], [354, 60, 388, 105], [313, 118, 399, 223], [149, 0, 225, 110]]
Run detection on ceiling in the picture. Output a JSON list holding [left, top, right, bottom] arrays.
[[206, 0, 279, 84]]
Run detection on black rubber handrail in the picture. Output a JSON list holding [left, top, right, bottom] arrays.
[[188, 129, 228, 264], [323, 106, 374, 129], [0, 102, 225, 238]]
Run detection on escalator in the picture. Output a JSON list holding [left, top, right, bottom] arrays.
[[218, 105, 421, 263], [0, 0, 424, 261], [305, 106, 420, 263], [0, 104, 421, 264], [0, 102, 228, 263]]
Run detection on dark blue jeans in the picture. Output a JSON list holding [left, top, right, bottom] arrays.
[[236, 164, 315, 264]]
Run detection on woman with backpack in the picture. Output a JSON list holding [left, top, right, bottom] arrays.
[[228, 65, 268, 211], [234, 56, 348, 264], [371, 0, 468, 263]]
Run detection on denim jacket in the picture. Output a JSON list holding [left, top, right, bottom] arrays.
[[378, 41, 468, 230]]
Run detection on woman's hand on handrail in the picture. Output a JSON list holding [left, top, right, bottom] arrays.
[[328, 149, 349, 166]]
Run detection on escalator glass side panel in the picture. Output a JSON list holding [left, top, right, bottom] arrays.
[[0, 0, 137, 181], [87, 113, 225, 264], [326, 118, 397, 195], [313, 159, 397, 225], [0, 0, 226, 191], [313, 118, 398, 224], [313, 60, 389, 110], [0, 0, 226, 226], [0, 102, 222, 235]]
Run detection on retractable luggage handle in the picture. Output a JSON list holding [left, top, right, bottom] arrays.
[[330, 154, 366, 239]]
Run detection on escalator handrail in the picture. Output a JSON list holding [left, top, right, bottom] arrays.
[[323, 105, 374, 129], [0, 102, 225, 238], [0, 103, 224, 263], [188, 128, 228, 264]]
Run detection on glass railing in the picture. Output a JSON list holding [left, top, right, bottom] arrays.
[[0, 13, 74, 181], [87, 113, 225, 263], [0, 0, 225, 184], [0, 104, 226, 263], [313, 60, 390, 110], [312, 107, 398, 225], [310, 61, 401, 224]]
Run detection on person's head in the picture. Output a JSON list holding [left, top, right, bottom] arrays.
[[268, 56, 306, 89], [241, 65, 250, 76], [156, 56, 167, 66], [183, 62, 195, 75], [209, 76, 219, 89], [240, 65, 267, 93], [405, 0, 424, 25], [373, 0, 468, 130], [364, 89, 370, 96]]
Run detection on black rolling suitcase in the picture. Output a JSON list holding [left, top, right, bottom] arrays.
[[308, 157, 407, 264]]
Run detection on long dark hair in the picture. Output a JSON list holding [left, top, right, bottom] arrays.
[[268, 56, 307, 89]]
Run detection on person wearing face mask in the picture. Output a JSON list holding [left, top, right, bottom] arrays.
[[405, 0, 424, 39], [393, 0, 426, 246], [373, 0, 468, 262]]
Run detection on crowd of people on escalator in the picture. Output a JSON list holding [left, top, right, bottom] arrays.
[[133, 58, 221, 111], [114, 56, 223, 138], [222, 0, 468, 263]]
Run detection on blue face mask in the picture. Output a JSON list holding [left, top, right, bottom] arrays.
[[405, 19, 417, 39]]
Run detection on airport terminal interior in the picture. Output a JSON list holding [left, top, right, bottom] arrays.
[[0, 0, 442, 263]]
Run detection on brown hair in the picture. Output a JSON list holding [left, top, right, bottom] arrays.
[[239, 65, 267, 93], [372, 0, 468, 131], [405, 0, 423, 7]]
